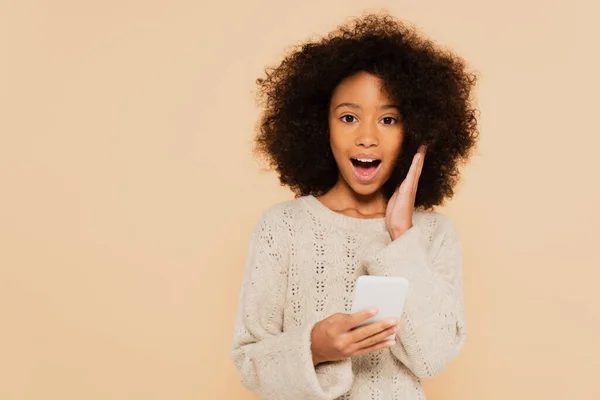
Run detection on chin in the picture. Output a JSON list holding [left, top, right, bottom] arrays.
[[343, 174, 385, 197], [351, 184, 380, 197]]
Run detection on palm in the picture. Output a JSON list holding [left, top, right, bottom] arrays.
[[385, 145, 427, 240]]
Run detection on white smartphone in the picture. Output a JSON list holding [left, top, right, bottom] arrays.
[[350, 275, 410, 339]]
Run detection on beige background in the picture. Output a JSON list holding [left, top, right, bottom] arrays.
[[1, 0, 599, 399]]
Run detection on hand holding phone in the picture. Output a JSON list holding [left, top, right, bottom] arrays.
[[310, 276, 409, 366], [310, 308, 399, 366]]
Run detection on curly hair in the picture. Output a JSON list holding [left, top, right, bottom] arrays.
[[253, 12, 479, 210]]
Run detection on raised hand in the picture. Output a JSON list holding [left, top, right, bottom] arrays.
[[385, 145, 427, 240]]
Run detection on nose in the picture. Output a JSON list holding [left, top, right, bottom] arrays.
[[355, 122, 379, 148]]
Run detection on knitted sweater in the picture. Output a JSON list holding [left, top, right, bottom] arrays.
[[231, 195, 466, 400]]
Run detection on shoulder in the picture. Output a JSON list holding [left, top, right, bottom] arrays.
[[255, 196, 308, 227], [413, 209, 460, 243], [250, 196, 308, 239]]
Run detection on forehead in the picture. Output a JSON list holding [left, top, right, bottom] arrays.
[[330, 71, 393, 105]]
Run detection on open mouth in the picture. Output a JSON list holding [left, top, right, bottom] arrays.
[[350, 158, 382, 183]]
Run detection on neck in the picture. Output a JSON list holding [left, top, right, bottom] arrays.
[[318, 178, 387, 218]]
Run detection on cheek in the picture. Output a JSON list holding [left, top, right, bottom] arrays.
[[384, 135, 404, 161], [328, 136, 341, 158], [327, 136, 344, 167], [328, 126, 349, 157]]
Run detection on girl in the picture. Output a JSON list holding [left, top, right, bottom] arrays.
[[231, 12, 478, 400]]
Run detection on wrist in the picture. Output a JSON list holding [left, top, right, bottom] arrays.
[[312, 354, 322, 367], [311, 345, 324, 366], [389, 226, 410, 240], [310, 325, 323, 366]]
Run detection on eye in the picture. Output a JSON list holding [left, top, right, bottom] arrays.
[[381, 117, 398, 125], [340, 115, 357, 123]]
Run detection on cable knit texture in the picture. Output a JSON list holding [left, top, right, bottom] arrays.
[[231, 195, 466, 400]]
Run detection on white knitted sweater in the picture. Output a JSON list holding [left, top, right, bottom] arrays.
[[231, 195, 466, 400]]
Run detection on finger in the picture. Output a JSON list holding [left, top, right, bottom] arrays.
[[351, 338, 396, 358], [403, 153, 421, 192], [396, 151, 419, 195], [344, 308, 378, 331], [394, 178, 403, 195], [347, 318, 398, 343], [407, 146, 427, 194], [385, 190, 398, 220], [398, 180, 410, 197], [412, 151, 426, 193], [349, 323, 400, 351]]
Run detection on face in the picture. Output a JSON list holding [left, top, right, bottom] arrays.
[[328, 71, 404, 197]]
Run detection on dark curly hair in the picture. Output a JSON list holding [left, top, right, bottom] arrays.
[[253, 12, 479, 210]]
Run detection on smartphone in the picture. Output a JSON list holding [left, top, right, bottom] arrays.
[[350, 275, 410, 339]]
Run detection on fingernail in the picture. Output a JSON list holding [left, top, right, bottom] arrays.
[[393, 326, 401, 333], [368, 307, 378, 315], [386, 340, 396, 346], [387, 319, 397, 325]]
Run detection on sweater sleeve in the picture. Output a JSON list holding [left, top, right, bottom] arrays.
[[230, 211, 353, 400], [364, 215, 467, 378]]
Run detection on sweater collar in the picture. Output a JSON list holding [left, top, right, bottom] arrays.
[[301, 195, 388, 232]]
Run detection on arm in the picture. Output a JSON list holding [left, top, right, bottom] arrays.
[[365, 215, 467, 378], [230, 211, 353, 400]]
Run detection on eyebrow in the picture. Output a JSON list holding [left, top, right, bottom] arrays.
[[334, 102, 400, 111]]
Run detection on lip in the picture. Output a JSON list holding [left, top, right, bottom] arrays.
[[350, 159, 382, 184], [350, 153, 381, 160]]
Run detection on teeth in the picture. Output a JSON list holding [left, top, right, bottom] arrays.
[[356, 158, 376, 162]]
